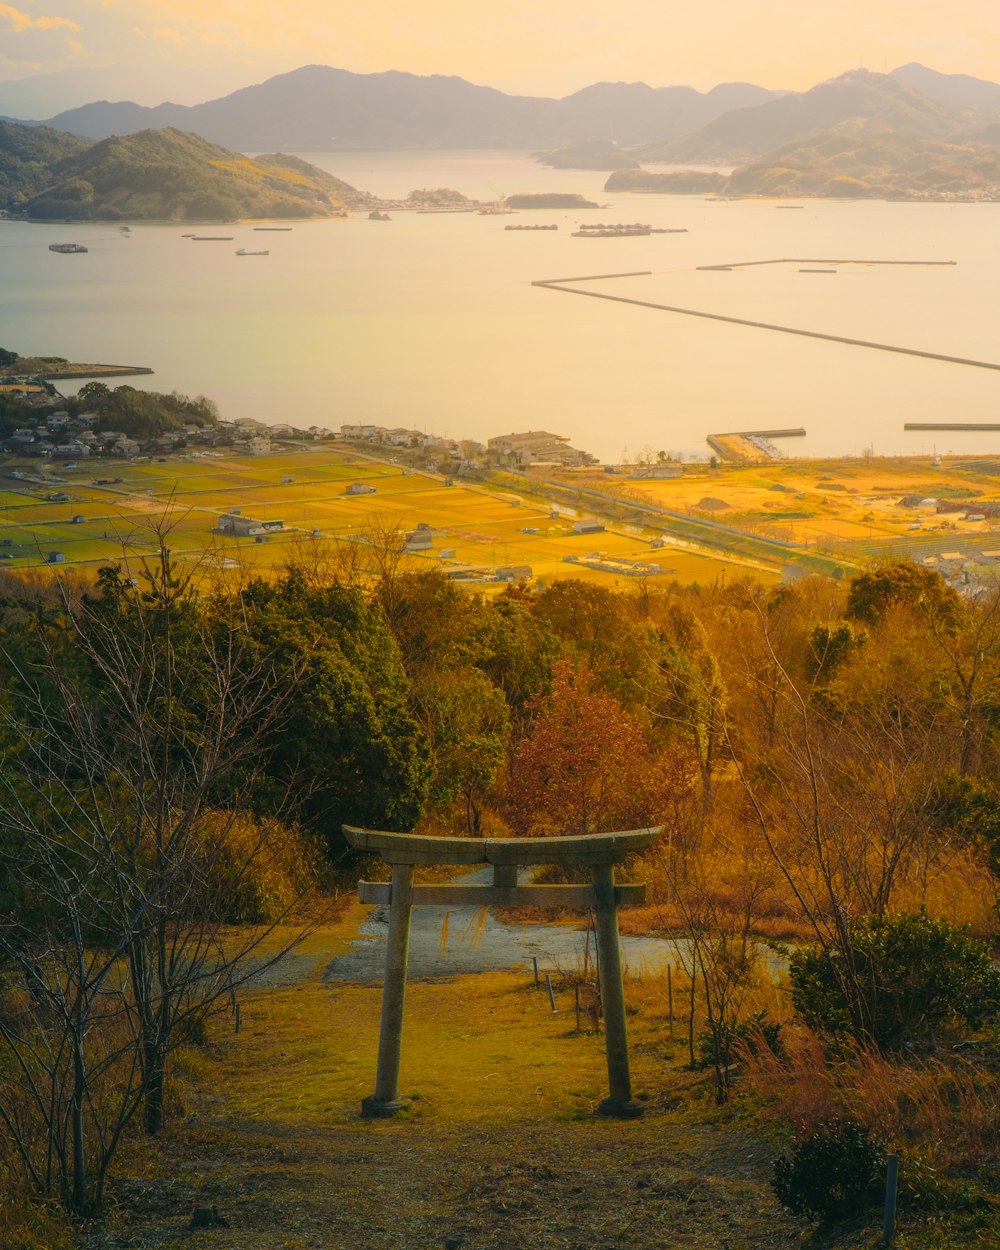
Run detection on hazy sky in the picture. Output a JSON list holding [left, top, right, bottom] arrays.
[[4, 0, 1000, 97]]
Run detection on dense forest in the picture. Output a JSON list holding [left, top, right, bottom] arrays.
[[0, 548, 997, 1230]]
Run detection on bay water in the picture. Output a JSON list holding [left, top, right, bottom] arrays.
[[4, 149, 1000, 463]]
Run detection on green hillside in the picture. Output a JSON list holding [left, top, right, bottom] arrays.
[[0, 120, 89, 207], [1, 123, 370, 220], [606, 122, 1000, 200], [724, 126, 1000, 197]]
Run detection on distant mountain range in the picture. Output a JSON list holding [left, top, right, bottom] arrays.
[[10, 64, 781, 150], [0, 122, 367, 220], [591, 68, 1000, 201], [7, 61, 1000, 205], [638, 67, 992, 163]]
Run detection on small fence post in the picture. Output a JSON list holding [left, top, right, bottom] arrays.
[[234, 1003, 241, 1034], [667, 964, 674, 1040], [883, 1154, 899, 1245], [532, 956, 539, 985], [545, 973, 557, 1013], [575, 983, 581, 1032]]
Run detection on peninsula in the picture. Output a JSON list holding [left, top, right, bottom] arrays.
[[0, 121, 371, 221], [4, 354, 154, 381]]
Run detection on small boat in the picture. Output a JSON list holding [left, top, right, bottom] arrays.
[[236, 248, 269, 256], [48, 242, 88, 253], [190, 235, 234, 241]]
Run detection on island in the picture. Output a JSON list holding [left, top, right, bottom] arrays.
[[0, 121, 372, 221], [505, 192, 600, 209]]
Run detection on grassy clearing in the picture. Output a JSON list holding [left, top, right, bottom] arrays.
[[77, 913, 806, 1250], [62, 904, 996, 1250]]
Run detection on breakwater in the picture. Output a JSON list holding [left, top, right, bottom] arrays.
[[904, 422, 1000, 431], [532, 269, 1000, 374]]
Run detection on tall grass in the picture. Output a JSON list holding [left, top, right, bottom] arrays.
[[741, 1024, 1000, 1174]]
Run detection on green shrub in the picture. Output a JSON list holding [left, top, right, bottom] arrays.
[[696, 1010, 783, 1071], [789, 911, 1000, 1049], [772, 1118, 885, 1222]]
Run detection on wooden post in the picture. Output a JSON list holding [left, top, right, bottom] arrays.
[[545, 973, 557, 1013], [883, 1154, 899, 1244], [362, 862, 413, 1117], [592, 862, 642, 1117], [667, 964, 673, 1041], [575, 983, 581, 1033]]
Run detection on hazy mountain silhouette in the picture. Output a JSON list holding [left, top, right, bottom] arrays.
[[33, 64, 780, 149], [891, 63, 1000, 113], [640, 69, 996, 163]]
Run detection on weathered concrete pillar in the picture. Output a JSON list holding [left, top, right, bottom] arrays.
[[361, 862, 413, 1117], [592, 862, 642, 1117]]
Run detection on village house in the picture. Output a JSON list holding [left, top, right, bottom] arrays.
[[487, 430, 593, 467], [215, 513, 286, 537]]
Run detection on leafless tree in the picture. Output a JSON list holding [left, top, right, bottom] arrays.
[[0, 537, 321, 1212]]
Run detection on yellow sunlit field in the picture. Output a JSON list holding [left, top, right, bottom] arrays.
[[7, 446, 1000, 588], [569, 454, 1000, 570], [0, 447, 761, 588]]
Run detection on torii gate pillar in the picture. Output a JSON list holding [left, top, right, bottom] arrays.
[[344, 825, 661, 1120]]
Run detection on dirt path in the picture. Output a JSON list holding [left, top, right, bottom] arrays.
[[82, 912, 814, 1250]]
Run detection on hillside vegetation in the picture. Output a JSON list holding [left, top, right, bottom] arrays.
[[0, 122, 369, 220], [579, 70, 1000, 199], [0, 119, 88, 204]]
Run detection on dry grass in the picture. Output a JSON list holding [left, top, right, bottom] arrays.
[[0, 897, 973, 1250], [742, 1024, 1000, 1176], [73, 908, 814, 1250]]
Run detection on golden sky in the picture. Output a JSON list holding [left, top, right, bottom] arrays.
[[4, 0, 1000, 97]]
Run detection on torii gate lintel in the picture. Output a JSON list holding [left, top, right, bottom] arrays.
[[343, 825, 662, 1120]]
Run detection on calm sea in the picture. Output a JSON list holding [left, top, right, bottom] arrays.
[[4, 149, 1000, 463]]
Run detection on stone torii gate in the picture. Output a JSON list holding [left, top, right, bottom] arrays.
[[343, 824, 662, 1120]]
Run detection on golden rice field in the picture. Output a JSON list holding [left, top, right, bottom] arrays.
[[0, 447, 757, 588], [9, 446, 999, 588], [588, 455, 1000, 562]]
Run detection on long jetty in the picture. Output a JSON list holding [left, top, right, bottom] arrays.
[[904, 422, 1000, 431], [696, 258, 958, 270], [532, 268, 1000, 374]]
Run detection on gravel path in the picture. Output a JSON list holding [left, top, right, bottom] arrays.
[[324, 868, 687, 982]]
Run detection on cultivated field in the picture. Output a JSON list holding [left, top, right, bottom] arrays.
[[5, 446, 1000, 588], [0, 447, 758, 588]]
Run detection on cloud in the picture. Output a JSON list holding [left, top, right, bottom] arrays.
[[0, 2, 80, 33], [153, 26, 184, 44]]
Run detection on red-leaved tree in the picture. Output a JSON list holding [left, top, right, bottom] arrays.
[[506, 660, 690, 836]]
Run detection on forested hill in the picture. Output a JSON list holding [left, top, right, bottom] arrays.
[[0, 120, 88, 205], [0, 122, 370, 220]]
